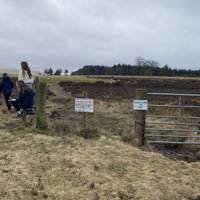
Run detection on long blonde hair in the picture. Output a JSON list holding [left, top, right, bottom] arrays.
[[21, 61, 32, 78]]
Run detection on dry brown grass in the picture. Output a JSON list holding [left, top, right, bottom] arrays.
[[45, 85, 135, 143], [0, 77, 200, 200], [0, 132, 200, 200]]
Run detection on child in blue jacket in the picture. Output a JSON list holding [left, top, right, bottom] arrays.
[[0, 73, 14, 110], [12, 81, 35, 116]]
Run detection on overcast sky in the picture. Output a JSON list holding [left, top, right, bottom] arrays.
[[0, 0, 200, 72]]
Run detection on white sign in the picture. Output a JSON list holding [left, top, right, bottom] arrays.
[[75, 98, 94, 113], [133, 100, 148, 110]]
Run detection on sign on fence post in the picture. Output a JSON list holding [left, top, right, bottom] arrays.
[[75, 98, 94, 113], [133, 100, 148, 111], [75, 91, 94, 129], [134, 89, 148, 146]]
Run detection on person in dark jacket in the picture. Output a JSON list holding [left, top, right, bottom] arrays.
[[12, 80, 35, 116], [0, 73, 14, 110]]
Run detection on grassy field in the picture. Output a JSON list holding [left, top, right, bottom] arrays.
[[40, 75, 200, 85], [0, 131, 200, 200], [40, 75, 114, 85], [0, 75, 199, 199]]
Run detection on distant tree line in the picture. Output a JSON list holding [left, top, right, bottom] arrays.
[[71, 57, 200, 77], [44, 68, 68, 76]]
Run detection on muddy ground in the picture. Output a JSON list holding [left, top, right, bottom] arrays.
[[59, 76, 200, 99]]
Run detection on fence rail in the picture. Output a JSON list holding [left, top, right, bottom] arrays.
[[147, 141, 200, 145], [146, 121, 200, 126], [145, 92, 200, 145], [145, 135, 200, 139], [146, 115, 200, 120], [148, 92, 200, 97], [145, 128, 200, 133], [149, 104, 200, 109]]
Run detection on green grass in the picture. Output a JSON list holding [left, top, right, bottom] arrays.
[[39, 75, 113, 85]]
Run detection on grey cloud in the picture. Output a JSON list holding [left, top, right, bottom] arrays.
[[0, 0, 200, 71]]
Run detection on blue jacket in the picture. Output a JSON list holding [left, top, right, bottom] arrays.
[[16, 89, 35, 109], [0, 76, 14, 96]]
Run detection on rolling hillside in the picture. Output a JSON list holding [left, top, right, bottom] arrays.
[[0, 67, 40, 76]]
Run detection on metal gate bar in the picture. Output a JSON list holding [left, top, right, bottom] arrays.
[[146, 122, 200, 126], [145, 135, 200, 139], [146, 92, 200, 145], [146, 115, 200, 119], [149, 104, 200, 109], [148, 141, 200, 145], [146, 128, 200, 133], [148, 93, 200, 97]]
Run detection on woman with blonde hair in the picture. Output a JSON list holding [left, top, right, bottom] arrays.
[[18, 61, 34, 89]]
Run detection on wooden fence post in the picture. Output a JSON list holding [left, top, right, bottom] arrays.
[[83, 91, 88, 130], [36, 81, 47, 129], [34, 76, 39, 90], [134, 89, 147, 146], [22, 110, 27, 125]]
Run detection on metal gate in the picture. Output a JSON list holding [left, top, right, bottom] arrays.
[[145, 92, 200, 145]]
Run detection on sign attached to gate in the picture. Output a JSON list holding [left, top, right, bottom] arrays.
[[75, 98, 94, 113], [133, 100, 148, 110]]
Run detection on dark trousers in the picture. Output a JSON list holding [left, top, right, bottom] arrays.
[[3, 93, 11, 111], [12, 101, 21, 111], [12, 101, 33, 112]]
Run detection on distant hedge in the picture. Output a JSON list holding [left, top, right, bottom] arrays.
[[72, 64, 200, 77]]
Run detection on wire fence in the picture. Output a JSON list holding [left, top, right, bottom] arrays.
[[45, 89, 200, 145], [47, 94, 135, 140]]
